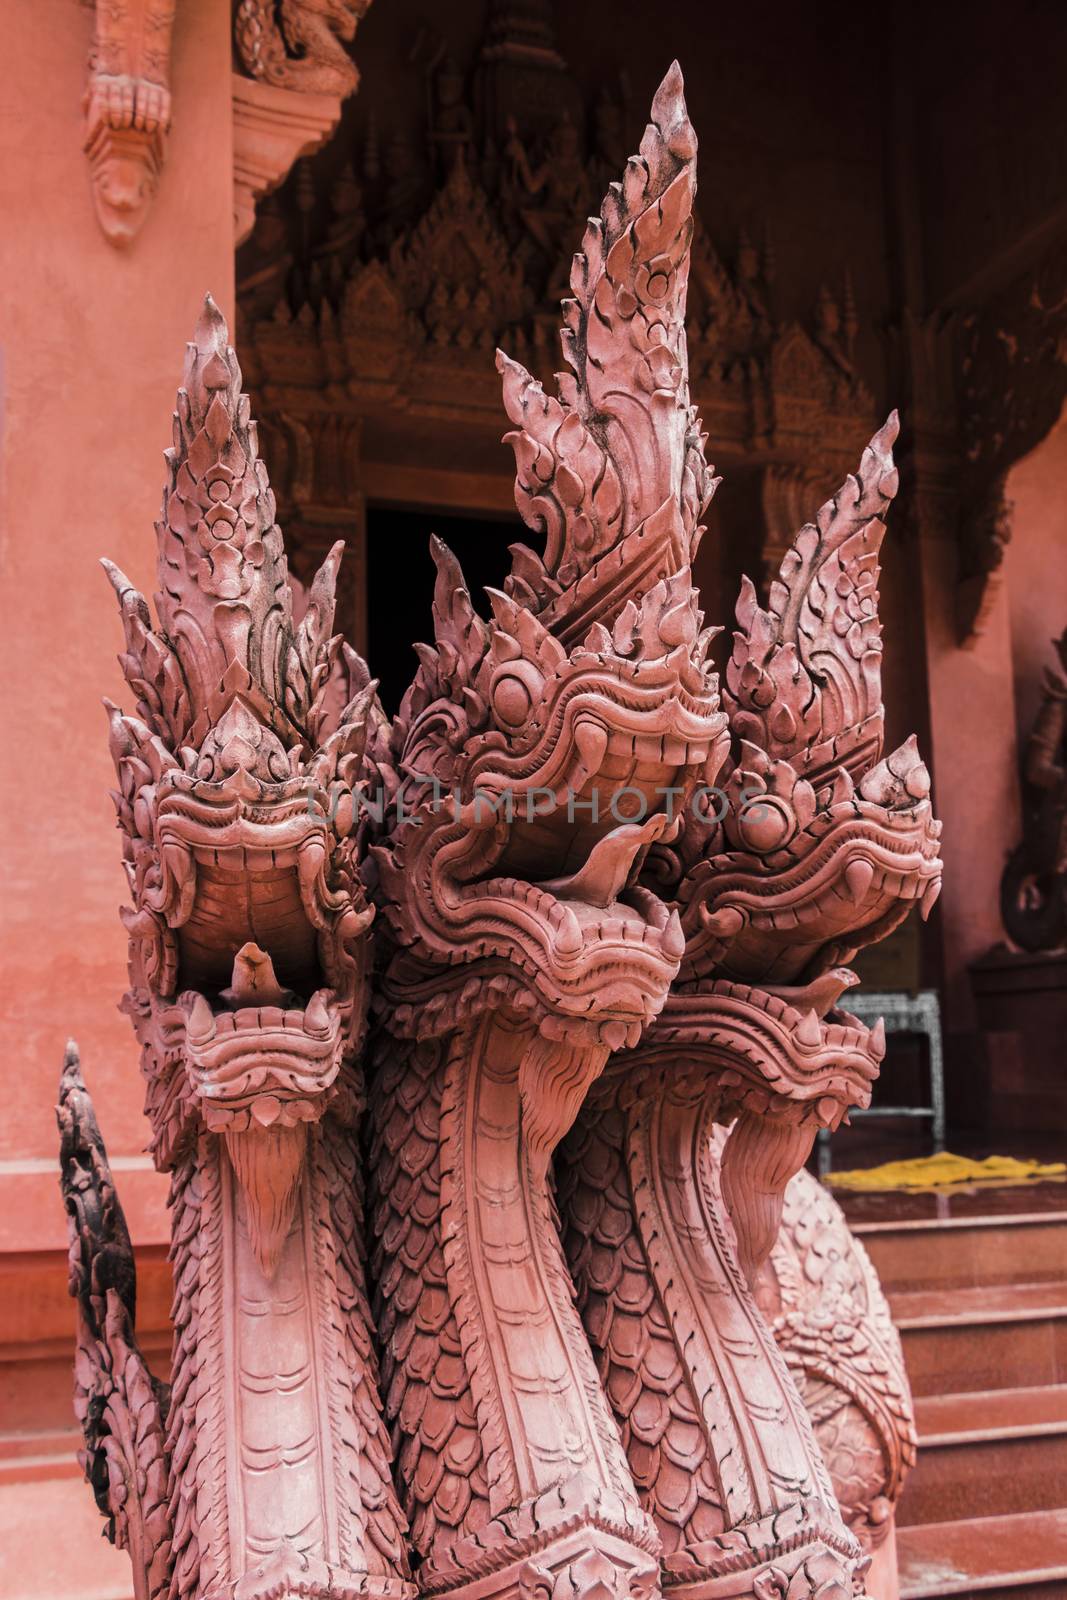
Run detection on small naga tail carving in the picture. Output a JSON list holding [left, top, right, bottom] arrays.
[[58, 1042, 172, 1600], [752, 1154, 917, 1561], [70, 297, 412, 1600], [557, 156, 940, 1600], [369, 62, 727, 1600]]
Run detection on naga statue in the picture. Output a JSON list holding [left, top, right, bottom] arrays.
[[60, 63, 939, 1600], [557, 395, 940, 1594], [368, 62, 726, 1600], [1001, 626, 1067, 951], [61, 297, 411, 1600]]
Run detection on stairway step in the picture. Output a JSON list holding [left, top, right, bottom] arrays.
[[854, 1210, 1067, 1293], [891, 1282, 1067, 1396], [899, 1386, 1067, 1525], [898, 1507, 1067, 1597]]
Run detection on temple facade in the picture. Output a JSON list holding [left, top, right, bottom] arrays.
[[1, 3, 1065, 1599]]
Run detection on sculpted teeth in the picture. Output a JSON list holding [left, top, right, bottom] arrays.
[[921, 877, 942, 920], [844, 859, 874, 902]]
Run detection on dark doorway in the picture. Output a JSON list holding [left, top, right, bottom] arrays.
[[366, 506, 542, 717]]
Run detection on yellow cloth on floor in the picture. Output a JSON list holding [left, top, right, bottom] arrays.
[[826, 1151, 1067, 1192]]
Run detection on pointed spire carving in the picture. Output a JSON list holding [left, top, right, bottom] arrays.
[[497, 63, 718, 642], [725, 413, 899, 784]]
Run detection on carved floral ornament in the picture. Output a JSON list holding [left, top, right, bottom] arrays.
[[60, 67, 940, 1600]]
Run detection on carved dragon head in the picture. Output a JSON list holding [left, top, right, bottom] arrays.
[[374, 65, 731, 1049], [104, 297, 387, 1271], [663, 412, 942, 992], [629, 416, 943, 1150]]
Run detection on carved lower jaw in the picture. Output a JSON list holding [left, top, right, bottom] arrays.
[[182, 983, 345, 1130], [178, 944, 348, 1277], [386, 823, 686, 1041]]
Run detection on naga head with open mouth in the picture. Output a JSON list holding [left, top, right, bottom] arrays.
[[660, 412, 943, 993], [373, 66, 731, 1049], [634, 414, 943, 1134], [104, 297, 388, 1272]]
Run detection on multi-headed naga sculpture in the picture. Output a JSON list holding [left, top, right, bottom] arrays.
[[61, 63, 940, 1600], [368, 63, 939, 1600]]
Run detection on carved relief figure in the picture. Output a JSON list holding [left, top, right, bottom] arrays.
[[1002, 626, 1067, 950], [62, 297, 410, 1600], [84, 0, 176, 244], [234, 0, 368, 96]]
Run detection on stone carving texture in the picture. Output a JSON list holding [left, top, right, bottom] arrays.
[[234, 0, 368, 96], [61, 64, 938, 1600], [84, 0, 176, 245], [554, 79, 940, 1587], [232, 0, 372, 247], [1001, 625, 1067, 950], [955, 242, 1067, 643]]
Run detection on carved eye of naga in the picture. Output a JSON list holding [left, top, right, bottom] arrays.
[[490, 660, 546, 730], [735, 791, 797, 853]]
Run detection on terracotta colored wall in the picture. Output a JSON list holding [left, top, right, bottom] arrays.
[[0, 0, 233, 1591], [0, 0, 234, 1207]]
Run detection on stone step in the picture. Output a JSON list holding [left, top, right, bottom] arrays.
[[891, 1281, 1067, 1397], [898, 1385, 1067, 1526], [897, 1507, 1067, 1597], [853, 1209, 1067, 1294]]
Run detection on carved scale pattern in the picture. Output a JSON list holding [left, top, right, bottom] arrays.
[[369, 1034, 490, 1570], [555, 1109, 727, 1556]]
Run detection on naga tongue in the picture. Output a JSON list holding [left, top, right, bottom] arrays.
[[539, 814, 669, 909], [221, 942, 289, 1008]]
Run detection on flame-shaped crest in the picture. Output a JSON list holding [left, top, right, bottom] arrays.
[[497, 62, 718, 645]]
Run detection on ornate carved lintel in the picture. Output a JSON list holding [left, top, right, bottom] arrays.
[[233, 76, 351, 246]]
